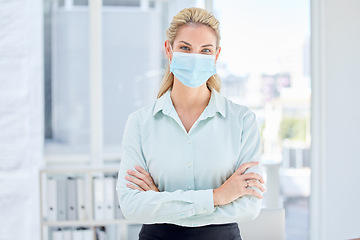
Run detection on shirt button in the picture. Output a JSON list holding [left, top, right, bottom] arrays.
[[187, 163, 192, 167], [187, 186, 193, 190], [187, 139, 191, 144], [203, 209, 208, 213]]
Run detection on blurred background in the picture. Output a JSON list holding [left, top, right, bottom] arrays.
[[44, 0, 311, 238], [1, 0, 359, 239]]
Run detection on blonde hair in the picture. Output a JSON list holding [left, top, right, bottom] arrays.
[[157, 7, 222, 99]]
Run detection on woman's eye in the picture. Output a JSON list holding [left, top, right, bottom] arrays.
[[180, 46, 190, 51], [202, 49, 211, 53]]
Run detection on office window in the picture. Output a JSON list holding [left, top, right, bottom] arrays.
[[213, 1, 311, 239], [103, 0, 141, 7], [74, 0, 88, 6], [44, 0, 165, 164]]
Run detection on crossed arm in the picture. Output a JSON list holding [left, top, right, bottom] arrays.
[[116, 111, 265, 226], [125, 162, 265, 206]]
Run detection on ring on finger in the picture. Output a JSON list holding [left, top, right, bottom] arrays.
[[246, 180, 250, 188]]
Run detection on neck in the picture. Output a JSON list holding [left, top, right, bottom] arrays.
[[170, 78, 211, 111]]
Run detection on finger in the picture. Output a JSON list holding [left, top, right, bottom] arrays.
[[126, 183, 144, 192], [242, 172, 264, 183], [148, 181, 157, 191], [245, 188, 263, 199], [125, 175, 150, 191], [236, 161, 258, 175], [134, 166, 157, 190], [126, 175, 158, 192], [134, 165, 150, 177], [127, 169, 152, 186], [247, 180, 266, 192], [134, 166, 155, 186]]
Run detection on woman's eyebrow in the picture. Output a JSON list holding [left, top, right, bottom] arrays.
[[179, 40, 191, 46], [201, 44, 214, 48], [179, 41, 214, 48]]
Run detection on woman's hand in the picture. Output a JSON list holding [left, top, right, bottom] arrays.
[[213, 161, 265, 206], [125, 165, 159, 192]]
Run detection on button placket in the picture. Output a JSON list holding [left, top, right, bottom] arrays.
[[185, 135, 195, 191]]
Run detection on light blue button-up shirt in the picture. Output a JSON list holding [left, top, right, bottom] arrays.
[[116, 86, 263, 227]]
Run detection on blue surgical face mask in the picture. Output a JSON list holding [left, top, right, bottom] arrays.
[[169, 45, 217, 88]]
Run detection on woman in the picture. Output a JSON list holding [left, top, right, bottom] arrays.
[[116, 7, 266, 240]]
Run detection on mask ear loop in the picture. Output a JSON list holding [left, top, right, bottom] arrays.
[[168, 43, 173, 71], [169, 43, 173, 53], [168, 43, 173, 76], [168, 43, 173, 66]]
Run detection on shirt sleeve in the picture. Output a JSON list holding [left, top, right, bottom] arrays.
[[171, 111, 264, 226], [115, 113, 216, 224]]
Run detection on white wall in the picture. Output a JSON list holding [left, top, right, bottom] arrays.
[[311, 0, 360, 239], [0, 0, 43, 239]]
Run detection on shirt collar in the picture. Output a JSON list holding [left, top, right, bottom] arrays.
[[153, 87, 226, 119]]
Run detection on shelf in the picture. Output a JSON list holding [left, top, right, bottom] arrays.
[[40, 165, 120, 174], [39, 167, 133, 240], [42, 219, 139, 227]]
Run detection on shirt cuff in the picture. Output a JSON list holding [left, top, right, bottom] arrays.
[[193, 189, 216, 215]]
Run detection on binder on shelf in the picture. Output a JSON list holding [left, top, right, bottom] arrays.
[[82, 228, 93, 239], [51, 227, 63, 240], [46, 177, 57, 221], [105, 225, 119, 240], [71, 228, 83, 240], [114, 176, 124, 219], [67, 177, 77, 220], [56, 177, 67, 221], [93, 175, 105, 220], [76, 176, 87, 220], [63, 228, 72, 240], [104, 175, 115, 219], [41, 169, 128, 240], [96, 226, 107, 240]]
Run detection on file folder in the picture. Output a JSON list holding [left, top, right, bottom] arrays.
[[93, 175, 105, 220], [67, 177, 77, 220], [114, 175, 124, 219], [96, 226, 107, 240], [72, 228, 83, 240], [104, 175, 115, 219], [82, 228, 93, 239], [56, 177, 67, 221], [46, 177, 57, 221], [76, 176, 87, 220], [105, 225, 118, 240], [63, 228, 72, 240], [52, 228, 63, 240]]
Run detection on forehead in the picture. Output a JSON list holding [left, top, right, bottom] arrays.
[[174, 23, 217, 46]]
